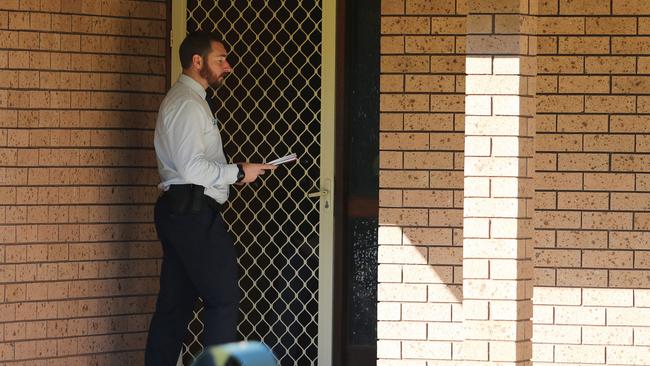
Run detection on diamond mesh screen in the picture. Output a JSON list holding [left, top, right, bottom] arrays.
[[181, 1, 322, 365]]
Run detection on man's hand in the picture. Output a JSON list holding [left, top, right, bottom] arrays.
[[238, 163, 277, 184]]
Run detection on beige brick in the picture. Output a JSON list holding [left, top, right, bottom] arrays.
[[378, 302, 401, 321], [533, 287, 581, 305], [402, 227, 453, 246], [533, 305, 554, 324], [401, 340, 451, 359], [607, 346, 650, 365], [555, 306, 606, 326], [635, 327, 650, 345], [403, 265, 453, 284], [379, 245, 428, 265], [377, 340, 401, 359], [381, 36, 405, 54], [378, 321, 427, 340], [583, 326, 633, 345], [464, 238, 529, 259], [555, 344, 605, 363], [402, 303, 451, 322], [379, 264, 403, 283], [427, 322, 463, 341], [464, 279, 528, 300], [379, 283, 428, 302], [609, 308, 650, 326], [428, 284, 462, 303], [533, 324, 581, 344], [489, 340, 532, 362]]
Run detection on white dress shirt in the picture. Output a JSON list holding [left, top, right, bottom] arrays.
[[154, 74, 239, 204]]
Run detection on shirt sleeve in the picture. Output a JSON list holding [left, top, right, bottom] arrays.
[[162, 99, 239, 187]]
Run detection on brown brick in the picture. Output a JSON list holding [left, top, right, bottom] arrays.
[[559, 76, 609, 94], [584, 134, 635, 153], [382, 16, 430, 34], [559, 36, 610, 54], [586, 96, 635, 114], [560, 0, 610, 15], [613, 0, 650, 15], [587, 17, 637, 35], [586, 56, 636, 74], [613, 37, 650, 55], [556, 114, 607, 133], [406, 0, 455, 14], [539, 56, 584, 74], [539, 17, 584, 35]]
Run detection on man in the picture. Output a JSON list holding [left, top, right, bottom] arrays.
[[145, 31, 276, 366]]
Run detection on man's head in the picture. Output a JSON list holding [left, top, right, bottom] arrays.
[[179, 31, 232, 89]]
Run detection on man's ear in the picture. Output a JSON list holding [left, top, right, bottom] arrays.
[[192, 54, 203, 70]]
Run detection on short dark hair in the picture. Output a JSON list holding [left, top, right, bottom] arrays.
[[179, 31, 223, 69]]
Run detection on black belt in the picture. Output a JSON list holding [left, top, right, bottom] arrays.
[[162, 184, 221, 214]]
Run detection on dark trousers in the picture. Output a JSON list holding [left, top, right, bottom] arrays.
[[145, 195, 239, 366]]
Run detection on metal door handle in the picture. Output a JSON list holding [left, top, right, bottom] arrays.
[[307, 190, 328, 198]]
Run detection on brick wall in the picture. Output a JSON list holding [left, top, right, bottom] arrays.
[[0, 1, 166, 364], [378, 0, 466, 363], [533, 0, 650, 364], [381, 0, 650, 364]]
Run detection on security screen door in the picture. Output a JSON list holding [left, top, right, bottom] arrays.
[[170, 1, 335, 365]]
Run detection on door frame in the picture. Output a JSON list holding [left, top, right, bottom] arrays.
[[169, 2, 338, 365]]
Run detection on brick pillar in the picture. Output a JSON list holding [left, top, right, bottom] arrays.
[[462, 1, 536, 364]]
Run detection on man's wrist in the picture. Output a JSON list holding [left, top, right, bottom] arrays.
[[235, 163, 245, 183]]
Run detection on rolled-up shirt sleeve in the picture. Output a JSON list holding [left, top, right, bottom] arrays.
[[162, 99, 239, 187]]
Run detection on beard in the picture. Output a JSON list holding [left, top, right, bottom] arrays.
[[199, 63, 225, 88]]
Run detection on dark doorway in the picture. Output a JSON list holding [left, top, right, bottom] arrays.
[[335, 0, 380, 364]]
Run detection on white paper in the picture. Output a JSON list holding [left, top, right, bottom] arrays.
[[267, 153, 297, 165]]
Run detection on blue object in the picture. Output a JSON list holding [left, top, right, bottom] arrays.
[[191, 341, 278, 366]]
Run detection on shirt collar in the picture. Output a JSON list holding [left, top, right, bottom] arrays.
[[178, 74, 207, 99]]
